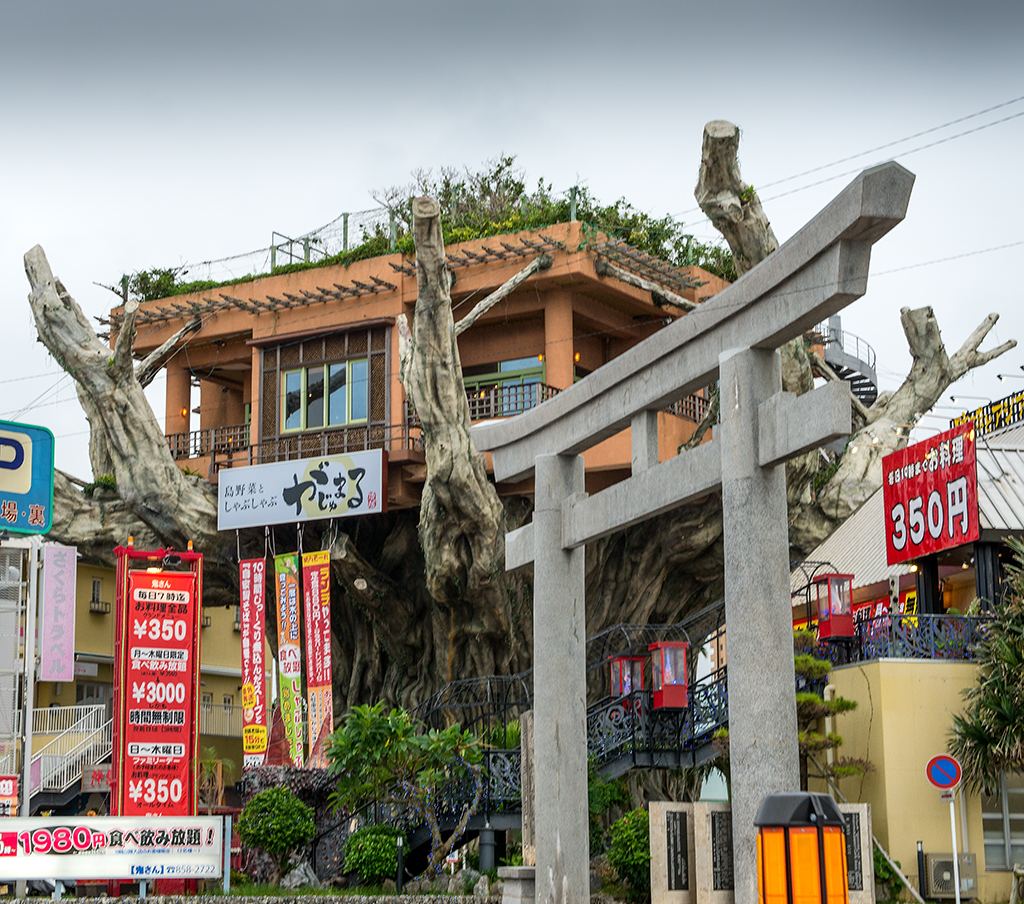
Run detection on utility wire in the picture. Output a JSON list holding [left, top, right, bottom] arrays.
[[670, 98, 1024, 220]]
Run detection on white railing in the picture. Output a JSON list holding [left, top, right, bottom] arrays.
[[199, 704, 244, 738], [33, 704, 105, 736], [32, 706, 112, 796]]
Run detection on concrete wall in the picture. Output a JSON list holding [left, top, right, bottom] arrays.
[[821, 659, 1013, 903]]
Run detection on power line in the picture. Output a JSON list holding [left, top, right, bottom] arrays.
[[873, 240, 1024, 276], [756, 93, 1024, 192], [670, 97, 1024, 220]]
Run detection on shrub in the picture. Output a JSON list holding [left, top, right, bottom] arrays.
[[235, 786, 315, 884], [609, 807, 650, 901], [343, 825, 403, 884]]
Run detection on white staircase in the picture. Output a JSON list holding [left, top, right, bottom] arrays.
[[30, 704, 112, 796]]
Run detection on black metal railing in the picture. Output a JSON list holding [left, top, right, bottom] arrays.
[[855, 612, 990, 661]]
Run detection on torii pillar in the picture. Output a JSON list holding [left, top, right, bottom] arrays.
[[474, 162, 915, 904]]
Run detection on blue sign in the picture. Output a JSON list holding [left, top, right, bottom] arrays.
[[0, 419, 54, 535], [926, 754, 962, 790]]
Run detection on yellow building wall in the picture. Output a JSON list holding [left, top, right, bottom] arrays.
[[822, 659, 1013, 903]]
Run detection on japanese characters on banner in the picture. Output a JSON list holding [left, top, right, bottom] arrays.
[[882, 423, 979, 566], [38, 545, 76, 682], [951, 388, 1024, 437], [116, 569, 200, 816], [217, 450, 387, 531], [239, 559, 268, 768], [0, 775, 18, 816], [274, 554, 305, 767], [0, 816, 222, 881], [302, 551, 333, 766]]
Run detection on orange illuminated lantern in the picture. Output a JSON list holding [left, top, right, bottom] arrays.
[[756, 792, 849, 904], [812, 573, 854, 639], [610, 656, 646, 696], [648, 641, 689, 709]]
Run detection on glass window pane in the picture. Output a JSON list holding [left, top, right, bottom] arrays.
[[500, 356, 541, 373], [327, 364, 347, 426], [307, 367, 325, 429], [351, 359, 368, 421], [284, 371, 303, 430]]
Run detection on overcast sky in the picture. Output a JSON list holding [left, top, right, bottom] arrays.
[[2, 0, 1022, 479]]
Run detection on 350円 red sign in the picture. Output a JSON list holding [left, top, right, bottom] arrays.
[[882, 422, 979, 566]]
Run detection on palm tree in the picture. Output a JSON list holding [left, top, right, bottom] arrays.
[[950, 539, 1024, 794]]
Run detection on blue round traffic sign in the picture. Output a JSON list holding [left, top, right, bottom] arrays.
[[926, 755, 962, 790]]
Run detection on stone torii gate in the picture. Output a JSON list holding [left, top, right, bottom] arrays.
[[471, 163, 915, 904]]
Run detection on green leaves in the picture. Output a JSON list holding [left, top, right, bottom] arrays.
[[235, 786, 315, 883], [609, 807, 651, 901], [326, 702, 483, 878], [949, 537, 1024, 793]]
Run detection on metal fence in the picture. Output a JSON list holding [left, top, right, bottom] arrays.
[[165, 209, 392, 288], [855, 612, 991, 661]]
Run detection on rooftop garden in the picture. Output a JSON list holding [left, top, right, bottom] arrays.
[[120, 156, 737, 303]]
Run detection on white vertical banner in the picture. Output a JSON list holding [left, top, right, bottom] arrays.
[[38, 545, 76, 682]]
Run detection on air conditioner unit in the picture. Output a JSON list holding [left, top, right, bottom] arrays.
[[924, 853, 978, 899]]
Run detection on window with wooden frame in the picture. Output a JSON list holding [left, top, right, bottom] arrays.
[[281, 359, 369, 432], [259, 325, 389, 458]]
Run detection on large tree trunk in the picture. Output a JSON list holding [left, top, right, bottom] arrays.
[[22, 121, 1015, 719], [25, 246, 218, 552], [692, 121, 1016, 557]]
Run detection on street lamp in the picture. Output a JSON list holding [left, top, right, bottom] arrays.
[[949, 395, 989, 405], [997, 373, 1024, 382]]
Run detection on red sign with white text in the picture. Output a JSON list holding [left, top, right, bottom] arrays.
[[120, 570, 199, 816], [239, 559, 268, 769], [882, 423, 979, 565]]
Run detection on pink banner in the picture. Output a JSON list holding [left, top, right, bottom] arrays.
[[302, 551, 333, 766], [239, 559, 268, 769], [39, 545, 76, 682]]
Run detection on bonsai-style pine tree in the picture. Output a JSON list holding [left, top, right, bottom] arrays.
[[950, 538, 1024, 793], [712, 630, 869, 793]]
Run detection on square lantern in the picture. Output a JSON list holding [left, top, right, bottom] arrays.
[[812, 573, 855, 639], [755, 792, 849, 904], [610, 656, 646, 697], [648, 641, 689, 709]]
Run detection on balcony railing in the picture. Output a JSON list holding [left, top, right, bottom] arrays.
[[811, 320, 877, 372], [818, 613, 994, 666], [665, 394, 711, 423], [168, 383, 714, 473], [167, 424, 250, 461], [199, 703, 244, 738]]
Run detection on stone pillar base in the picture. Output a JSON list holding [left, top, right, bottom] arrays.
[[499, 866, 535, 904]]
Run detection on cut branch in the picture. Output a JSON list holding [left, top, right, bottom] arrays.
[[135, 316, 203, 388], [454, 253, 553, 335], [695, 120, 779, 276], [24, 245, 217, 548], [594, 257, 697, 312]]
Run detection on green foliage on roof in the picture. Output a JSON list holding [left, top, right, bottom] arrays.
[[122, 156, 736, 302]]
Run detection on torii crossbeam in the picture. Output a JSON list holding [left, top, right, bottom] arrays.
[[471, 162, 915, 904]]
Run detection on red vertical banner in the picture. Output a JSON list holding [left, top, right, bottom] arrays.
[[239, 559, 268, 769], [114, 568, 201, 816], [274, 554, 304, 767], [302, 551, 333, 766]]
